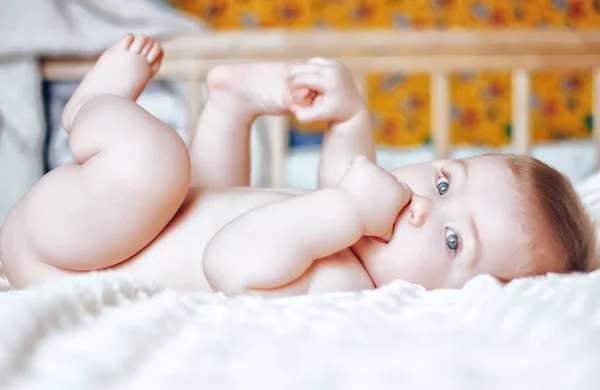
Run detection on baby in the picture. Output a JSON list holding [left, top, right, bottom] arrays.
[[0, 35, 595, 295]]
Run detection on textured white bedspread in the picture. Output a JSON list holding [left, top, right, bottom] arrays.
[[1, 269, 599, 390]]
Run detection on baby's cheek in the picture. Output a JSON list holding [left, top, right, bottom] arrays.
[[399, 230, 448, 282]]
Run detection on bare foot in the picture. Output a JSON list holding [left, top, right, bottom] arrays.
[[61, 34, 164, 132], [205, 62, 313, 118]]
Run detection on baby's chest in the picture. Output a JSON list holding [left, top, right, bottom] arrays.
[[307, 249, 375, 294]]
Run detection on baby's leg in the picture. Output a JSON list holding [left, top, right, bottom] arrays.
[[1, 35, 190, 284], [189, 63, 310, 188]]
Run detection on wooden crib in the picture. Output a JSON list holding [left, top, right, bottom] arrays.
[[42, 30, 600, 187]]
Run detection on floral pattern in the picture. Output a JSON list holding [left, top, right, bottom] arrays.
[[166, 0, 600, 147]]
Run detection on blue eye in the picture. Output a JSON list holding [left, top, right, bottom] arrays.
[[445, 227, 460, 255], [436, 175, 449, 196]]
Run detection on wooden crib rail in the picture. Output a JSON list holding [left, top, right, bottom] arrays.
[[42, 30, 600, 186], [43, 30, 600, 74], [153, 30, 600, 58]]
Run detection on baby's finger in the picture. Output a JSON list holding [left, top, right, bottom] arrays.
[[288, 63, 324, 77], [292, 105, 328, 123], [291, 73, 326, 92], [291, 88, 315, 107]]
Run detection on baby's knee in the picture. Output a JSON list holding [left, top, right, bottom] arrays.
[[69, 95, 191, 189], [121, 125, 191, 202], [144, 128, 190, 187]]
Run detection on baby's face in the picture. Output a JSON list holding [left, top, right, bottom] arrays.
[[352, 155, 531, 289]]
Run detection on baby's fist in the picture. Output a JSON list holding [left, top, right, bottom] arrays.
[[288, 58, 363, 124], [339, 156, 411, 241]]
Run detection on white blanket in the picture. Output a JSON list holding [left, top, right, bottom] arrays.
[[1, 270, 599, 390], [1, 172, 600, 389]]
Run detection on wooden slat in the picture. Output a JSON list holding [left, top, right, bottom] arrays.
[[341, 54, 600, 73], [431, 72, 450, 159], [263, 116, 290, 187], [186, 77, 203, 144], [158, 30, 600, 59], [512, 69, 531, 155], [41, 58, 199, 80], [353, 73, 366, 98]]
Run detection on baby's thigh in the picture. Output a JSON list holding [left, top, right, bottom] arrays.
[[0, 186, 180, 290]]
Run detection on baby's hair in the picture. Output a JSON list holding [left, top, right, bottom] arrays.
[[506, 155, 596, 274]]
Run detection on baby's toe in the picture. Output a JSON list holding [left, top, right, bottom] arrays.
[[146, 42, 163, 65], [116, 34, 135, 50], [129, 35, 150, 54], [140, 41, 153, 56]]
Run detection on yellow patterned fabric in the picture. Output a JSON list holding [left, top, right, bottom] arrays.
[[167, 0, 599, 147]]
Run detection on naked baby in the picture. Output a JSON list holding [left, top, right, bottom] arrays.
[[0, 35, 595, 295]]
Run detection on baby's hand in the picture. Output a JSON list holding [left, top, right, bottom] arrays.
[[339, 156, 411, 242], [288, 58, 363, 124]]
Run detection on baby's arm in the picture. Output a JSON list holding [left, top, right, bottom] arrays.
[[203, 188, 363, 296], [203, 156, 411, 296], [289, 58, 375, 188]]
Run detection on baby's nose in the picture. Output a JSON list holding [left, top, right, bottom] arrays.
[[408, 194, 432, 228]]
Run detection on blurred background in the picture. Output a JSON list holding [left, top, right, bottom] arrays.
[[2, 0, 600, 221]]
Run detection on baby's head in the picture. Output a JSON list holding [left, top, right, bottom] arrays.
[[353, 154, 596, 289]]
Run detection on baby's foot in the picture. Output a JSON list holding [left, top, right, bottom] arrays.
[[288, 58, 364, 124], [205, 63, 312, 118], [62, 34, 164, 132]]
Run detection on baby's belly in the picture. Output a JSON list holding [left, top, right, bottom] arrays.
[[113, 187, 309, 292]]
